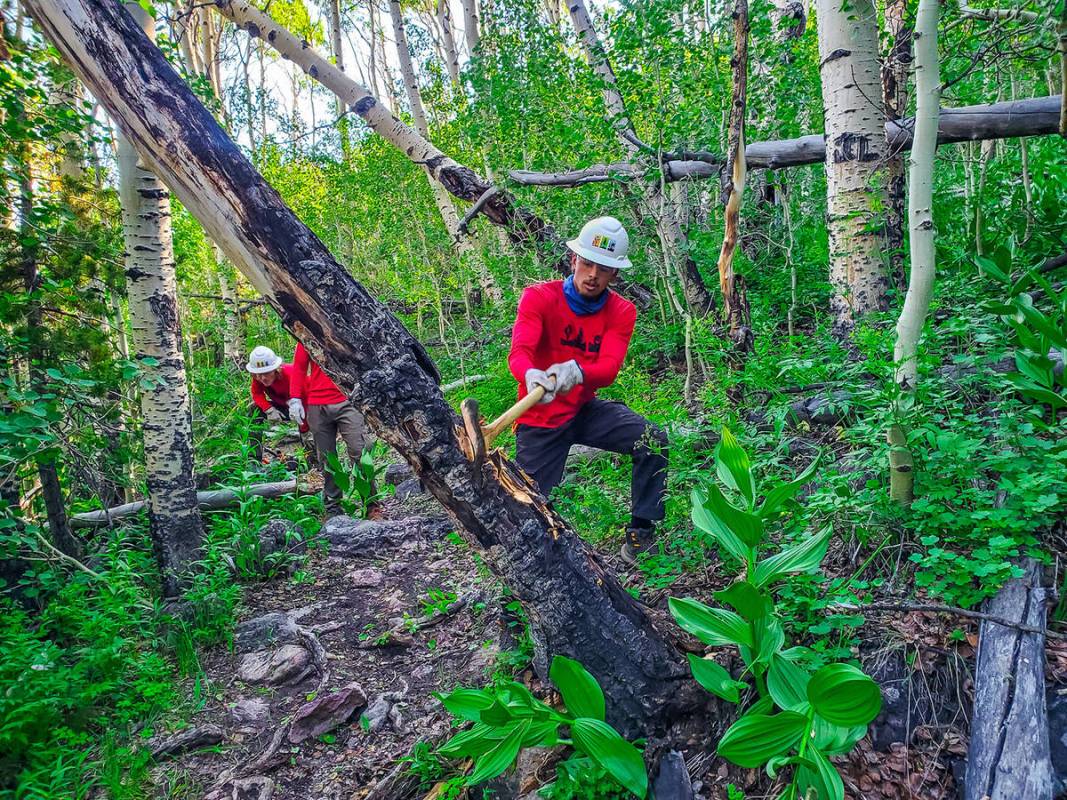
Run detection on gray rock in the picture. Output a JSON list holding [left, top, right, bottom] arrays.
[[237, 644, 311, 685], [385, 462, 414, 485], [1047, 688, 1067, 795], [231, 777, 274, 800], [149, 724, 225, 760], [257, 519, 306, 560], [652, 750, 694, 799], [229, 697, 271, 732], [393, 477, 424, 500], [287, 682, 367, 744], [323, 517, 423, 557], [347, 568, 384, 588], [362, 694, 393, 733], [235, 612, 300, 653]]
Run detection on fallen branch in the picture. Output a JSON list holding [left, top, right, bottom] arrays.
[[839, 600, 1065, 640], [440, 374, 488, 393], [67, 480, 306, 529], [456, 186, 500, 235]]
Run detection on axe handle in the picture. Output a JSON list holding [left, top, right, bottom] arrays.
[[483, 385, 547, 445]]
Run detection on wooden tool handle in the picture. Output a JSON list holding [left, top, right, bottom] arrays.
[[483, 384, 547, 444]]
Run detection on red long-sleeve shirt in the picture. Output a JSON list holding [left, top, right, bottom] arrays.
[[291, 342, 348, 406], [508, 280, 636, 428], [250, 363, 296, 412]]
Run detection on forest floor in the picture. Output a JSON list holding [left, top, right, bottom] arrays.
[[150, 454, 1067, 800]]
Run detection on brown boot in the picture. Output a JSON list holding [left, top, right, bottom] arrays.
[[620, 526, 654, 565]]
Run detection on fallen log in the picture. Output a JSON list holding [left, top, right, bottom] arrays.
[[68, 480, 303, 529], [963, 558, 1053, 800], [509, 95, 1062, 185]]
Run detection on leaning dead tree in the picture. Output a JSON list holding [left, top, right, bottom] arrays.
[[27, 0, 695, 738]]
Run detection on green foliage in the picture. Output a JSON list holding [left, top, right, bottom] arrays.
[[538, 754, 631, 799], [670, 428, 880, 800], [324, 443, 389, 518], [435, 656, 647, 798]]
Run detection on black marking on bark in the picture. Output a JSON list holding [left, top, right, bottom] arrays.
[[823, 48, 851, 65], [309, 65, 318, 78], [126, 266, 149, 280], [352, 96, 375, 114], [267, 29, 276, 42], [244, 22, 260, 38], [832, 132, 881, 163]]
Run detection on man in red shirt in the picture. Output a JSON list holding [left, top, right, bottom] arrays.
[[246, 345, 307, 461], [509, 216, 668, 564], [287, 342, 373, 513]]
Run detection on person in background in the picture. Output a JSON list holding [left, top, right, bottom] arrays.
[[246, 345, 307, 462], [287, 342, 376, 515]]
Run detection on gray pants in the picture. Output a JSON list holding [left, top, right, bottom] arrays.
[[515, 399, 668, 521], [307, 401, 371, 507]]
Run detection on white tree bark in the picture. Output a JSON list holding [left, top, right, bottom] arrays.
[[815, 0, 890, 330], [215, 245, 241, 364], [890, 0, 939, 505], [436, 0, 461, 87], [387, 0, 500, 302], [461, 0, 479, 53], [116, 1, 204, 595]]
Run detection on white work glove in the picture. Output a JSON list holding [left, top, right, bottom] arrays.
[[287, 398, 306, 425], [265, 406, 284, 423], [546, 359, 584, 396], [525, 368, 557, 405]]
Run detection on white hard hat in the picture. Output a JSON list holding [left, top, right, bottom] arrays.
[[246, 345, 282, 374], [566, 216, 632, 270]]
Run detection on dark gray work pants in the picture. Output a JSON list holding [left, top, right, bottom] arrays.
[[515, 399, 668, 521]]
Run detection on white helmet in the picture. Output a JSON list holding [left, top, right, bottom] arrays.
[[246, 345, 282, 374], [566, 216, 632, 270]]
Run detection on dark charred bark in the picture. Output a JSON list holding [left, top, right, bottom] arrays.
[[26, 0, 694, 737], [882, 0, 912, 291]]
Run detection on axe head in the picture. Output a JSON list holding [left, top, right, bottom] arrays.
[[461, 397, 486, 487]]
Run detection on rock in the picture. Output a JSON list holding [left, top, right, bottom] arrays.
[[347, 568, 384, 588], [235, 612, 300, 653], [788, 390, 853, 427], [652, 750, 694, 799], [237, 644, 311, 685], [149, 724, 225, 760], [231, 777, 275, 800], [257, 519, 306, 560], [384, 462, 413, 485], [230, 697, 271, 732], [362, 694, 393, 733], [323, 517, 421, 557], [288, 682, 368, 744], [393, 477, 424, 500], [1047, 688, 1067, 795]]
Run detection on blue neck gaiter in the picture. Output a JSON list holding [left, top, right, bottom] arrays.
[[563, 275, 610, 316]]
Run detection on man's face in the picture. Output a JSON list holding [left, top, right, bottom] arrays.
[[572, 255, 618, 299], [254, 369, 279, 387]]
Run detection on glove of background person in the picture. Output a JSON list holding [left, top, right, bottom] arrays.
[[525, 368, 557, 404], [546, 360, 583, 396], [287, 398, 306, 425], [265, 407, 285, 423]]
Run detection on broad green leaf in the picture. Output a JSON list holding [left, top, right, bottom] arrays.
[[807, 664, 882, 726], [438, 688, 494, 721], [975, 254, 1010, 284], [701, 483, 764, 549], [812, 716, 868, 755], [715, 427, 755, 508], [669, 597, 753, 648], [767, 653, 811, 712], [438, 722, 508, 758], [717, 712, 808, 768], [796, 745, 844, 800], [752, 526, 833, 588], [765, 753, 817, 779], [692, 487, 749, 565], [521, 719, 560, 748], [571, 718, 648, 798], [714, 581, 771, 622], [480, 698, 514, 725], [758, 455, 821, 520], [550, 655, 605, 721], [686, 653, 746, 703], [751, 615, 786, 667], [468, 719, 529, 785]]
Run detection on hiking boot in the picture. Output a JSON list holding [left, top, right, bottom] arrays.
[[365, 500, 386, 521], [620, 525, 655, 565]]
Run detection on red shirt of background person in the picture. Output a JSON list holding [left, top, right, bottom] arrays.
[[246, 345, 308, 433], [288, 342, 347, 407]]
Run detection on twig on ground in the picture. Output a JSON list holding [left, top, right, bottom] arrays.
[[838, 601, 1064, 640]]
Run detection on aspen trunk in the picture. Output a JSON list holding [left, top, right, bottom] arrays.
[[567, 0, 715, 315], [328, 0, 350, 155], [716, 0, 752, 353], [216, 245, 241, 364], [461, 0, 479, 53], [436, 0, 461, 87], [29, 0, 694, 736], [386, 0, 500, 302], [815, 0, 890, 331], [116, 2, 204, 596], [882, 0, 911, 290], [890, 0, 939, 505]]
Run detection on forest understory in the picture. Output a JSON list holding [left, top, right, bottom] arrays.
[[2, 0, 1066, 797]]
